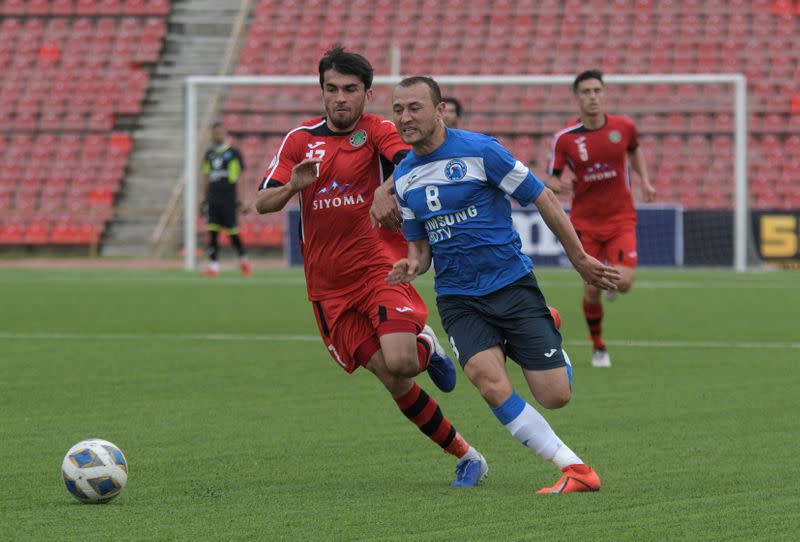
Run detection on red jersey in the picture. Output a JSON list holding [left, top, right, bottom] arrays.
[[260, 114, 410, 300], [548, 114, 639, 234]]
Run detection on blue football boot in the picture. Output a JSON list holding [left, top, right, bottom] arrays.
[[450, 453, 489, 487], [420, 325, 457, 392]]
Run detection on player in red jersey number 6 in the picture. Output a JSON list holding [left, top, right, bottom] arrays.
[[546, 70, 656, 368]]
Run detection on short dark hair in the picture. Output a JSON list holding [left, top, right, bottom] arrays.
[[442, 97, 463, 117], [573, 69, 604, 93], [318, 45, 374, 89], [397, 76, 443, 107]]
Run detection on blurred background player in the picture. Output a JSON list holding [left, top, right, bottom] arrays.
[[386, 76, 620, 493], [545, 70, 656, 368], [200, 122, 251, 277], [442, 96, 463, 128], [254, 46, 487, 487]]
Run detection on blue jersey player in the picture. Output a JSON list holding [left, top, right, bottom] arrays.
[[385, 76, 620, 493]]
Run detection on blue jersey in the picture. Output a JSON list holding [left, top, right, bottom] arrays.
[[394, 128, 546, 296]]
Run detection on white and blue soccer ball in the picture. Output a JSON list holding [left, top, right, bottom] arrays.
[[61, 438, 128, 503]]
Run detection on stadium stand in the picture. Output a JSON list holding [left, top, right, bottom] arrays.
[[219, 0, 800, 248], [1, 0, 799, 249], [0, 0, 170, 247]]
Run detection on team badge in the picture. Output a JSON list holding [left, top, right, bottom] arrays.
[[444, 159, 467, 181], [609, 130, 622, 143], [349, 129, 367, 147]]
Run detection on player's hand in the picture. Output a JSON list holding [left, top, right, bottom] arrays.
[[575, 255, 621, 290], [642, 182, 657, 203], [370, 181, 402, 231], [386, 258, 419, 284], [288, 158, 322, 192]]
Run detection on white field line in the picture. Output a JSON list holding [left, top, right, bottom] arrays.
[[0, 331, 797, 350], [0, 275, 798, 289]]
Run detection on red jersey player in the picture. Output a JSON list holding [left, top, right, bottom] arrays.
[[254, 46, 488, 487], [546, 70, 656, 368]]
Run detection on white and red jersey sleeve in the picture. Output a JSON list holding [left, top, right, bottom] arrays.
[[259, 117, 325, 188], [548, 119, 583, 176]]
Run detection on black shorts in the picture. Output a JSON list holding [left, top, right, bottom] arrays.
[[207, 200, 238, 231], [436, 272, 565, 371]]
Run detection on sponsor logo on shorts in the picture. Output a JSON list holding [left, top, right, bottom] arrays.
[[395, 306, 413, 313], [544, 348, 557, 358]]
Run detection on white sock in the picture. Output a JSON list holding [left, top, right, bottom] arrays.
[[208, 261, 219, 271], [491, 391, 583, 469], [458, 445, 482, 462]]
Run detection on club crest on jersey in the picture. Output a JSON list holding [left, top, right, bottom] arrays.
[[349, 129, 367, 147], [444, 159, 467, 181], [609, 130, 622, 143]]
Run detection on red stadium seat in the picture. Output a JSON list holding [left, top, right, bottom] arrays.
[[98, 0, 123, 14], [1, 0, 26, 15], [27, 0, 50, 15], [25, 219, 50, 245], [0, 220, 25, 244]]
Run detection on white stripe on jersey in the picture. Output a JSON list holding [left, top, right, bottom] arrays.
[[547, 122, 583, 175], [394, 156, 486, 200], [498, 160, 530, 195], [400, 205, 416, 221], [260, 119, 326, 189]]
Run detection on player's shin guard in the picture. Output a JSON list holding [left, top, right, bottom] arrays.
[[582, 298, 605, 351], [491, 390, 582, 469], [393, 383, 469, 458]]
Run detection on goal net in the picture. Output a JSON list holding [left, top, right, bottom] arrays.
[[181, 74, 749, 271]]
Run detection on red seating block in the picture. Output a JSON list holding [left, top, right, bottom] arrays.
[[0, 220, 25, 244]]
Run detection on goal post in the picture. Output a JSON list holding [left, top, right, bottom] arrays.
[[183, 73, 748, 271]]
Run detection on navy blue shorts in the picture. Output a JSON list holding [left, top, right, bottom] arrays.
[[436, 272, 566, 371]]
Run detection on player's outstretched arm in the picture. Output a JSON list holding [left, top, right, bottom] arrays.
[[386, 239, 431, 284], [370, 178, 402, 231], [628, 147, 656, 202], [534, 188, 620, 290], [255, 158, 320, 214]]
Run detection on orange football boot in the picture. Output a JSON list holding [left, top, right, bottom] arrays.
[[536, 464, 600, 493], [240, 260, 252, 277]]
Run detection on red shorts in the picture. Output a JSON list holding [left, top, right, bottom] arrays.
[[311, 281, 429, 373], [576, 225, 638, 268]]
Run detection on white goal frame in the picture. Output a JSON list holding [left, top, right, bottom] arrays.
[[183, 74, 748, 271]]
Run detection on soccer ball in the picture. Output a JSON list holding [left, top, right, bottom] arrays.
[[548, 305, 562, 330], [61, 438, 128, 503]]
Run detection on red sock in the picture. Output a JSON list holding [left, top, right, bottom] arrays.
[[416, 335, 431, 372], [393, 383, 465, 456], [582, 298, 606, 351], [444, 432, 470, 458]]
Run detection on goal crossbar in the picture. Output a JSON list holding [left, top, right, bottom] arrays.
[[183, 73, 747, 271]]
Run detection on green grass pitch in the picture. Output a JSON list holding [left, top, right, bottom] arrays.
[[0, 267, 798, 541]]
